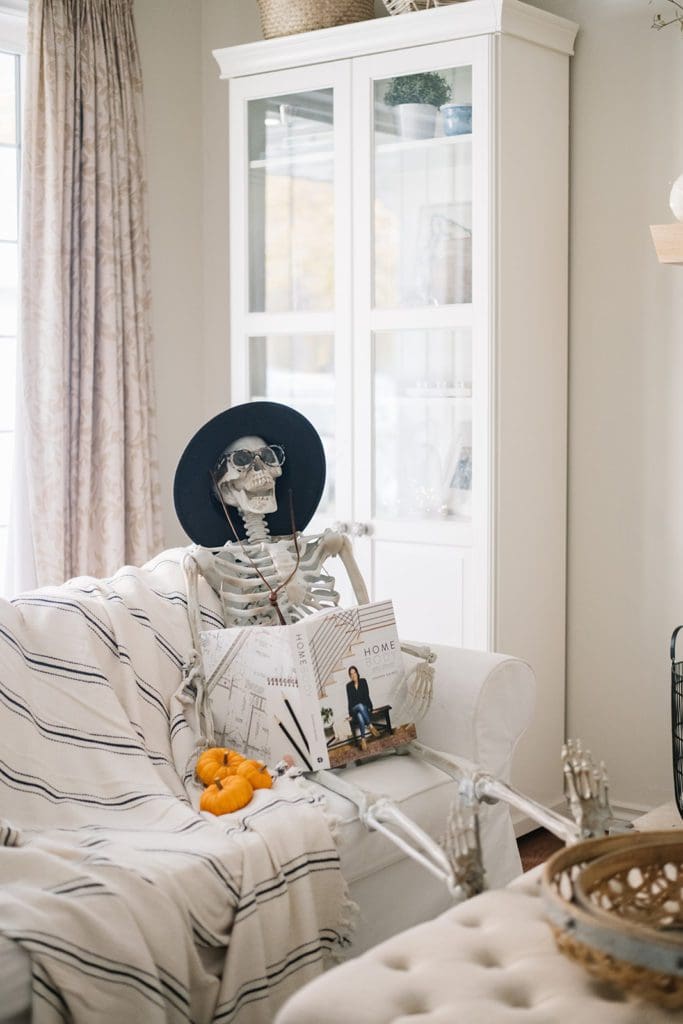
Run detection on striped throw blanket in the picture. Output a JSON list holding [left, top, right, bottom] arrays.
[[0, 549, 349, 1023]]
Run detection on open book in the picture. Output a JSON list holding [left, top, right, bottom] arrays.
[[199, 600, 416, 770]]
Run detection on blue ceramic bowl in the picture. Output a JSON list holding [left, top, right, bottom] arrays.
[[441, 103, 472, 136]]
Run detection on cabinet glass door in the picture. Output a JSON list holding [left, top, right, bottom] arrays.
[[373, 66, 472, 309], [249, 334, 336, 518], [230, 63, 352, 534], [373, 328, 472, 523], [352, 39, 489, 646], [248, 89, 334, 313]]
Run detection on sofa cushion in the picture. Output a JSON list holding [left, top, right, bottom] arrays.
[[311, 753, 521, 890]]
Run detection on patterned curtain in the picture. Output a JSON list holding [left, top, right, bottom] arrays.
[[19, 0, 163, 586]]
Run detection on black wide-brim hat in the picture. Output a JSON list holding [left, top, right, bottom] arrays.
[[173, 401, 326, 547]]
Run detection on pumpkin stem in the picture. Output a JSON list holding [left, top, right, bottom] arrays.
[[214, 777, 224, 790], [222, 752, 228, 765]]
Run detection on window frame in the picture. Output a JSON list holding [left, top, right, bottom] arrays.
[[0, 0, 25, 582], [0, 3, 26, 57]]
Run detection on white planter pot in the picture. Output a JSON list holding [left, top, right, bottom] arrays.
[[395, 103, 438, 140]]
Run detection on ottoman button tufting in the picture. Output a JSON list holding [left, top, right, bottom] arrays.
[[472, 950, 500, 968], [382, 956, 410, 971], [496, 986, 533, 1009]]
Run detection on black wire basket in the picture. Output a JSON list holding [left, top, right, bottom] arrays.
[[671, 626, 683, 818]]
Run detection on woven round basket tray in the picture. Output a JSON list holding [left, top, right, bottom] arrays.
[[256, 0, 375, 39], [542, 832, 683, 1008]]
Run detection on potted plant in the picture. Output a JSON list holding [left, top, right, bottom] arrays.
[[321, 706, 335, 742], [384, 71, 451, 140]]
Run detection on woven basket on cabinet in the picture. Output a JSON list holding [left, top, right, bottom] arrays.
[[256, 0, 375, 39]]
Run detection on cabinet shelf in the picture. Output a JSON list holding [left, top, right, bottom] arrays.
[[375, 132, 472, 156], [251, 393, 331, 404], [249, 148, 333, 171], [248, 131, 472, 171], [651, 223, 683, 265], [399, 388, 472, 400]]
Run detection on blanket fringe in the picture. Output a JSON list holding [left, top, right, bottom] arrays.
[[294, 775, 359, 956], [329, 890, 360, 963], [0, 821, 23, 847]]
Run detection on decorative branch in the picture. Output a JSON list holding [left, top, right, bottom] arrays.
[[652, 0, 683, 30]]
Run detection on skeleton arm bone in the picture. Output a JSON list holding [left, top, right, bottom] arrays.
[[314, 531, 370, 606]]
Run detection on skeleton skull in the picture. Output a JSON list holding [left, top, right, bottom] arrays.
[[214, 435, 282, 515]]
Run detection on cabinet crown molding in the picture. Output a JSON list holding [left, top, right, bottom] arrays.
[[213, 0, 578, 81]]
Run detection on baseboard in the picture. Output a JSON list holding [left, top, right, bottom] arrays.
[[609, 801, 651, 822], [512, 799, 653, 838]]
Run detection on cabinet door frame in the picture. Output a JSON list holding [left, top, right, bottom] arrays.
[[228, 60, 354, 533], [350, 36, 493, 648]]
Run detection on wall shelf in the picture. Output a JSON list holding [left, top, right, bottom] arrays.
[[651, 223, 683, 265]]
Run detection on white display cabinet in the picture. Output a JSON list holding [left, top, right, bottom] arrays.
[[215, 0, 578, 809]]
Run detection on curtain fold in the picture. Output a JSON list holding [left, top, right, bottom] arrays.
[[19, 0, 163, 586]]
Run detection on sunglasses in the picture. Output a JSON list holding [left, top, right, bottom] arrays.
[[216, 444, 286, 475]]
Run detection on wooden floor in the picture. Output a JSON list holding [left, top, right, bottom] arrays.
[[517, 827, 564, 871]]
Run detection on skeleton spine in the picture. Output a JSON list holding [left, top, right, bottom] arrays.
[[241, 511, 271, 544]]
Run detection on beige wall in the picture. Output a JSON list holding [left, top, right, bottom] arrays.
[[139, 0, 683, 810], [201, 1, 261, 424], [135, 0, 261, 547], [527, 0, 683, 811], [136, 0, 204, 547]]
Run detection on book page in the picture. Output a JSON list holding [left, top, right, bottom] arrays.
[[200, 624, 316, 767], [199, 601, 415, 772]]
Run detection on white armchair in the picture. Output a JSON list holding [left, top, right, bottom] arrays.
[[0, 549, 535, 1022], [307, 643, 536, 954]]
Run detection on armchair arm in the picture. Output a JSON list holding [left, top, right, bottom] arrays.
[[405, 644, 536, 783]]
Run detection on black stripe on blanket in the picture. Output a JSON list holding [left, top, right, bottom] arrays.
[[11, 597, 122, 656], [0, 623, 110, 686], [0, 760, 174, 809], [0, 681, 162, 758], [96, 562, 225, 629], [32, 961, 70, 1020], [13, 590, 191, 677], [14, 930, 190, 1016], [234, 850, 341, 914], [216, 794, 324, 836], [65, 583, 189, 669], [213, 933, 341, 1023], [47, 878, 110, 897]]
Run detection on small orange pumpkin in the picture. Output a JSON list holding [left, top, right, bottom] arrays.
[[200, 775, 253, 815], [235, 759, 273, 790], [195, 747, 245, 786]]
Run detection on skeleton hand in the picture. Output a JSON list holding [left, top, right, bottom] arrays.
[[441, 793, 485, 898], [562, 739, 614, 838]]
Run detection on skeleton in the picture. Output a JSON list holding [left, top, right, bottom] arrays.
[[194, 435, 371, 627], [182, 433, 622, 901]]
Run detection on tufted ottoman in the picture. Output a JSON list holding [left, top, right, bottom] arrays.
[[275, 867, 683, 1024]]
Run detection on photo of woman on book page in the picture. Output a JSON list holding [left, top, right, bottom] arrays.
[[346, 666, 380, 751]]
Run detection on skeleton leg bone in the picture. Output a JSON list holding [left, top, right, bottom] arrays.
[[409, 741, 580, 843]]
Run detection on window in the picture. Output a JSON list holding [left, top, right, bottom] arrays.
[[0, 5, 24, 582]]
